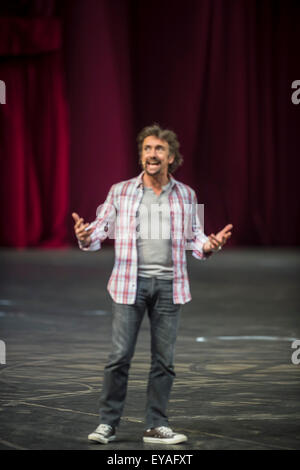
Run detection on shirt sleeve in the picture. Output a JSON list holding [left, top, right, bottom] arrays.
[[185, 190, 212, 260], [79, 185, 116, 251]]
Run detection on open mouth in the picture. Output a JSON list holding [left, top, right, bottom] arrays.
[[146, 162, 161, 172], [146, 160, 161, 167]]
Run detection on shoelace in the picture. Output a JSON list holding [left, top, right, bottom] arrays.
[[97, 424, 112, 434], [155, 426, 173, 437]]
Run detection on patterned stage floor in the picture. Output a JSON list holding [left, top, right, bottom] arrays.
[[0, 248, 299, 450]]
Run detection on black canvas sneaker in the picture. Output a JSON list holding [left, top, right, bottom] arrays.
[[88, 424, 116, 444], [143, 426, 187, 444]]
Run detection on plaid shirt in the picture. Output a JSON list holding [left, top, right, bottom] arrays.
[[80, 172, 210, 304]]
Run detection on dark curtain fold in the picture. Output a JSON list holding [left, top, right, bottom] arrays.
[[0, 17, 69, 247], [63, 0, 135, 240]]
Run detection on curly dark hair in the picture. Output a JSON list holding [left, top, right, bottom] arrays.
[[137, 123, 183, 174]]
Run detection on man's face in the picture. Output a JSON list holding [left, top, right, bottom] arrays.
[[141, 135, 174, 178]]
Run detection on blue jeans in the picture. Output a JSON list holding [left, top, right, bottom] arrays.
[[99, 276, 181, 429]]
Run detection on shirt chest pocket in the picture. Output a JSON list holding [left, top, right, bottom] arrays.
[[117, 196, 140, 234]]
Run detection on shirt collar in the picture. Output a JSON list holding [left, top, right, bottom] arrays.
[[135, 171, 177, 190]]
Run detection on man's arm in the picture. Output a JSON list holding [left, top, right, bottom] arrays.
[[187, 190, 233, 258], [186, 190, 211, 259], [72, 185, 116, 251]]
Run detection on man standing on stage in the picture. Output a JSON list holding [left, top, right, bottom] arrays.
[[72, 124, 233, 445]]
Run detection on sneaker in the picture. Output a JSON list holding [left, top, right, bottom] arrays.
[[143, 426, 187, 444], [88, 424, 116, 444]]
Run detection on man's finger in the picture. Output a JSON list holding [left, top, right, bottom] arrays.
[[77, 224, 92, 235], [209, 235, 221, 250], [77, 224, 94, 237], [75, 217, 84, 229], [77, 226, 90, 236], [72, 212, 80, 222], [221, 224, 233, 234], [209, 234, 220, 244]]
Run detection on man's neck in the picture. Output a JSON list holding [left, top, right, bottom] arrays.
[[142, 172, 170, 190]]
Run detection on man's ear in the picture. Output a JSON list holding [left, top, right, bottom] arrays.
[[168, 154, 175, 164]]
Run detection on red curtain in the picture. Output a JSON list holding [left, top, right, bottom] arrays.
[[1, 0, 299, 247], [63, 0, 300, 246], [0, 16, 69, 248]]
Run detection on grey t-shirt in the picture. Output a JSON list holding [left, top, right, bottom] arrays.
[[136, 181, 174, 279]]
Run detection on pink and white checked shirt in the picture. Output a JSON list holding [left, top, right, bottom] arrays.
[[80, 172, 210, 304]]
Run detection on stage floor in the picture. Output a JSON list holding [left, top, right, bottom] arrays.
[[0, 247, 299, 450]]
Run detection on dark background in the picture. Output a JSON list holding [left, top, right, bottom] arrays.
[[0, 0, 299, 248]]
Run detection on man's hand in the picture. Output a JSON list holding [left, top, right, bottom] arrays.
[[72, 212, 95, 247], [203, 224, 233, 253]]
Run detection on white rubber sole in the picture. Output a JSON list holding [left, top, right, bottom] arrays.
[[143, 434, 187, 445], [88, 432, 116, 444]]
